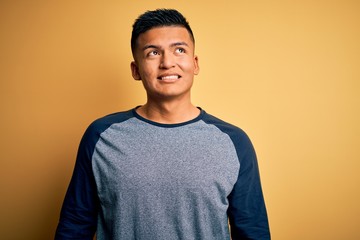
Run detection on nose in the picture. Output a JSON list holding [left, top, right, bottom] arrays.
[[160, 51, 175, 69]]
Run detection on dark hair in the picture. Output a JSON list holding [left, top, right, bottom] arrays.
[[131, 9, 195, 54]]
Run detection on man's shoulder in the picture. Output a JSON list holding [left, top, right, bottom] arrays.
[[92, 109, 134, 126], [202, 112, 245, 135], [83, 109, 135, 138], [201, 111, 252, 148]]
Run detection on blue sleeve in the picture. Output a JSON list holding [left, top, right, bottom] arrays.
[[55, 124, 100, 239], [201, 112, 270, 239], [227, 133, 270, 240]]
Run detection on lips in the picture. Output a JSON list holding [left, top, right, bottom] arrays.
[[157, 74, 181, 80]]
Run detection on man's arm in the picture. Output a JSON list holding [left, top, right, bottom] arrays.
[[227, 142, 270, 240], [55, 127, 99, 240]]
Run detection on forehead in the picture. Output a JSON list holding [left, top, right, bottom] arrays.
[[136, 26, 194, 49]]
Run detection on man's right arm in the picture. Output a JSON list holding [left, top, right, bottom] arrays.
[[55, 126, 99, 240]]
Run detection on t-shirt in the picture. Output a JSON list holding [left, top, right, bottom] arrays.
[[55, 108, 270, 240]]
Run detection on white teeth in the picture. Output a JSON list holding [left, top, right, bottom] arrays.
[[160, 75, 179, 80]]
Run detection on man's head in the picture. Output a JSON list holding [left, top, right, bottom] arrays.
[[131, 9, 195, 55], [130, 9, 199, 101]]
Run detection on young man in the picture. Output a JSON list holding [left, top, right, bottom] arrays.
[[55, 9, 270, 240]]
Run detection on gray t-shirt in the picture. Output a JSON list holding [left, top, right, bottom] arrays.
[[55, 108, 270, 240]]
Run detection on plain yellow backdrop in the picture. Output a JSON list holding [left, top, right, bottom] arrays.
[[1, 1, 359, 239]]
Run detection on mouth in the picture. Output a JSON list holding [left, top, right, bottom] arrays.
[[157, 75, 181, 81]]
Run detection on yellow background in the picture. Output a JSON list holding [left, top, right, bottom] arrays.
[[1, 1, 359, 239]]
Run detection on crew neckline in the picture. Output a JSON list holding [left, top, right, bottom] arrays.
[[132, 106, 204, 128]]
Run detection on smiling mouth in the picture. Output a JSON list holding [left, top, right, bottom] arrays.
[[157, 75, 181, 80]]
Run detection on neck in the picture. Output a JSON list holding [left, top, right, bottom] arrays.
[[136, 99, 200, 124]]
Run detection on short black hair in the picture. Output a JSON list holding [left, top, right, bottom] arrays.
[[131, 9, 195, 54]]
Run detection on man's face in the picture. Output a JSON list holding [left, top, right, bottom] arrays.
[[131, 26, 199, 101]]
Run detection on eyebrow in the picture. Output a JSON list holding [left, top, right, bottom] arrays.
[[142, 42, 189, 51], [171, 42, 189, 48]]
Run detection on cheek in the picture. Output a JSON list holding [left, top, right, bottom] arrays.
[[138, 67, 153, 80], [140, 62, 158, 77], [179, 58, 197, 72]]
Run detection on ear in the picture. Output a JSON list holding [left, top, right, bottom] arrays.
[[130, 61, 141, 80], [193, 55, 200, 75]]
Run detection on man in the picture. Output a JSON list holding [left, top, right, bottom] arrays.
[[55, 9, 270, 240]]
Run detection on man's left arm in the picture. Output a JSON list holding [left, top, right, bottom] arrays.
[[227, 140, 270, 240]]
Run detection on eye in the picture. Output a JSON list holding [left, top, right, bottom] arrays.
[[175, 48, 185, 54], [148, 50, 160, 56]]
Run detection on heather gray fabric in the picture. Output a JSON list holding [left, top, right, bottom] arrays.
[[92, 117, 240, 240], [55, 108, 270, 239]]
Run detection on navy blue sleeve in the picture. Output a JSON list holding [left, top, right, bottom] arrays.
[[202, 112, 270, 239], [227, 132, 270, 240], [55, 110, 134, 239], [55, 124, 100, 239]]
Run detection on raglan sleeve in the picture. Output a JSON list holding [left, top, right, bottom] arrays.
[[227, 131, 271, 240], [55, 124, 99, 239]]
